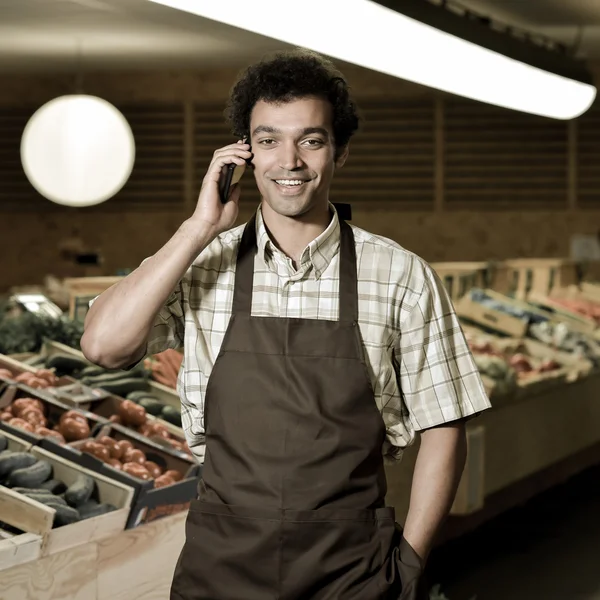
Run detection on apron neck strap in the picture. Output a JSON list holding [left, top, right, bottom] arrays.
[[232, 212, 358, 322]]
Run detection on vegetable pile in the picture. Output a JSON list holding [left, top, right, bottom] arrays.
[[0, 310, 83, 355], [0, 434, 116, 528], [144, 349, 183, 389], [466, 331, 564, 393], [0, 367, 60, 389], [0, 399, 94, 445], [545, 296, 600, 324], [78, 435, 185, 488], [106, 398, 186, 452]]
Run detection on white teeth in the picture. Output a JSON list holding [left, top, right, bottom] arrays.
[[275, 180, 305, 186]]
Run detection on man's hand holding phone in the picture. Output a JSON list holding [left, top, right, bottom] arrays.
[[189, 140, 252, 239]]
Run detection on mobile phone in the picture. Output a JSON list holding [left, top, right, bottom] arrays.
[[219, 162, 246, 204]]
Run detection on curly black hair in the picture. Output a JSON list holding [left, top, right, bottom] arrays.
[[225, 49, 360, 154]]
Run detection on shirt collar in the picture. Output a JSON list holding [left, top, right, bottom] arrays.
[[255, 203, 341, 279]]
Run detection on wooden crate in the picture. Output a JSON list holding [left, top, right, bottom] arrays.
[[455, 293, 529, 338], [62, 277, 123, 321], [430, 261, 491, 302], [527, 293, 598, 335], [0, 445, 134, 568], [0, 431, 42, 571], [503, 258, 580, 300]]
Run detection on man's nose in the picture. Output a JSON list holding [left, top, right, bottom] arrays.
[[278, 142, 304, 171]]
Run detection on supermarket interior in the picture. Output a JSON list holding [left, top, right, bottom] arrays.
[[1, 1, 600, 599]]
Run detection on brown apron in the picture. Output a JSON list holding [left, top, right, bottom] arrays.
[[170, 214, 428, 600]]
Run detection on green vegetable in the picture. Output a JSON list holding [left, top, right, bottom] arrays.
[[78, 365, 106, 378], [45, 502, 81, 527], [127, 390, 153, 402], [160, 406, 182, 427], [39, 478, 67, 494], [81, 370, 146, 386], [64, 474, 95, 507], [0, 309, 84, 355], [0, 451, 37, 478], [85, 377, 149, 396], [78, 500, 117, 519], [138, 398, 164, 416], [16, 490, 68, 505], [8, 459, 53, 488], [46, 354, 89, 375]]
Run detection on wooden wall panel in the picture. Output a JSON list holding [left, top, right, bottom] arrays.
[[444, 100, 569, 209], [0, 107, 39, 209], [577, 103, 600, 209], [112, 103, 185, 209]]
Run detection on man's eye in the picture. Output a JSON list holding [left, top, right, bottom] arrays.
[[304, 139, 324, 147], [259, 139, 275, 145]]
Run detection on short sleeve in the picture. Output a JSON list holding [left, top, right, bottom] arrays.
[[396, 264, 491, 431], [145, 281, 185, 356]]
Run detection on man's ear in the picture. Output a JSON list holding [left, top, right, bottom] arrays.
[[335, 144, 349, 168]]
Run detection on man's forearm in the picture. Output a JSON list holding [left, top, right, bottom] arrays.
[[81, 219, 215, 369], [402, 422, 468, 563]]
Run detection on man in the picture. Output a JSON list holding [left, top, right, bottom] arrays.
[[82, 49, 491, 599]]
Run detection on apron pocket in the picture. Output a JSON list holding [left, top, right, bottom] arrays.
[[170, 500, 280, 600], [280, 506, 390, 600], [376, 515, 427, 600]]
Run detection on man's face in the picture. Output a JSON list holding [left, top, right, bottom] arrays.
[[249, 96, 348, 219]]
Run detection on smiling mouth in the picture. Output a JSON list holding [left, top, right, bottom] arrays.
[[273, 179, 310, 187]]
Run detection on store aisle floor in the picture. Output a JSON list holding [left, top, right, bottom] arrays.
[[426, 464, 600, 600]]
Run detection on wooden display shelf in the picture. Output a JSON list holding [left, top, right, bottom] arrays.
[[385, 370, 600, 532], [0, 510, 186, 600], [0, 446, 134, 569]]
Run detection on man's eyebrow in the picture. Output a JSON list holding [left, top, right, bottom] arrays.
[[251, 125, 330, 138], [252, 125, 280, 136]]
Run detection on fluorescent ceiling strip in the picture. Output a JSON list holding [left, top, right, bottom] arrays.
[[148, 0, 596, 120]]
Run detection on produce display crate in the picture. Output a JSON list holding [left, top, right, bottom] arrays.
[[503, 258, 580, 300], [430, 262, 492, 302], [0, 445, 134, 570], [0, 384, 108, 450], [455, 293, 529, 338], [527, 293, 598, 336], [0, 354, 72, 389], [0, 430, 42, 572], [60, 394, 187, 447], [40, 424, 201, 529], [38, 339, 181, 410]]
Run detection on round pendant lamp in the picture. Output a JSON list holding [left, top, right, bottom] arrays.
[[20, 94, 135, 207]]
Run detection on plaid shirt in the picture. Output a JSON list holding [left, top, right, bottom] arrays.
[[146, 204, 491, 463]]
